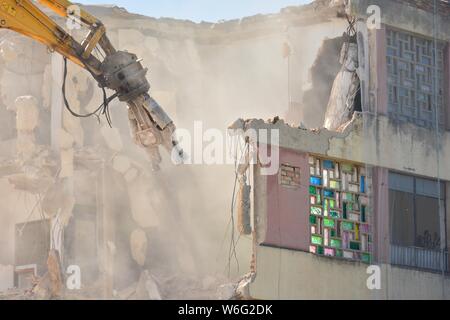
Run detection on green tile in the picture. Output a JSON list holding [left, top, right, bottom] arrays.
[[323, 218, 335, 228], [330, 239, 342, 248], [361, 253, 371, 263], [342, 222, 354, 231], [311, 235, 323, 245], [350, 242, 360, 251], [330, 211, 340, 218]]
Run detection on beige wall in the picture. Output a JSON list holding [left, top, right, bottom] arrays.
[[349, 0, 450, 42], [243, 114, 450, 181], [250, 245, 450, 300]]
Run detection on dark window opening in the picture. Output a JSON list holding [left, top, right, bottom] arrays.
[[389, 172, 445, 251]]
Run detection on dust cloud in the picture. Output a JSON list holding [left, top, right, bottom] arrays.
[[0, 3, 347, 298]]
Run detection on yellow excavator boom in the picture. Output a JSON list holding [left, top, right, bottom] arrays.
[[0, 0, 185, 170]]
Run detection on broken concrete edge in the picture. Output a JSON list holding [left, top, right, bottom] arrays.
[[82, 0, 346, 26], [228, 112, 362, 155], [72, 1, 347, 44], [229, 110, 450, 182]]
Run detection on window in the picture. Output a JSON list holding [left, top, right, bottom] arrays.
[[386, 28, 446, 128], [308, 156, 372, 263], [389, 172, 445, 250]]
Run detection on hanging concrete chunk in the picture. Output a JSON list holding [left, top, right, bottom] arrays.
[[323, 41, 360, 131], [130, 229, 148, 267]]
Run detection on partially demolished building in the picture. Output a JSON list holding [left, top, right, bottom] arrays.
[[234, 0, 450, 299], [0, 0, 449, 300], [0, 0, 350, 299]]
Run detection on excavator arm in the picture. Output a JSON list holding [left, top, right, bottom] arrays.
[[0, 0, 184, 170]]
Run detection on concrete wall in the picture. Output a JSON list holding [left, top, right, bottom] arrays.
[[446, 44, 450, 129], [349, 0, 450, 42], [243, 113, 450, 181], [250, 245, 450, 300], [372, 167, 390, 263]]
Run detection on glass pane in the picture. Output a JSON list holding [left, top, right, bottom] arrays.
[[312, 235, 323, 245], [323, 160, 335, 169], [342, 222, 354, 231], [390, 190, 415, 247], [311, 207, 322, 216], [324, 190, 334, 198], [323, 218, 335, 228], [330, 239, 342, 248], [415, 195, 440, 249]]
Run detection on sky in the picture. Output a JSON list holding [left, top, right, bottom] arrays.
[[75, 0, 313, 22]]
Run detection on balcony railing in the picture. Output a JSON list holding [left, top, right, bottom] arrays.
[[390, 245, 449, 273]]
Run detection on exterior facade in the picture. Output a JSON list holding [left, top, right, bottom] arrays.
[[239, 0, 450, 299]]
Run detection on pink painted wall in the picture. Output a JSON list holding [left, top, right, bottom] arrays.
[[373, 167, 390, 264], [263, 147, 310, 251], [375, 25, 388, 116]]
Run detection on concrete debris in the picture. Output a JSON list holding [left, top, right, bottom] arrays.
[[134, 270, 162, 300], [31, 273, 52, 300], [8, 174, 54, 194], [13, 96, 40, 161], [217, 273, 256, 300], [47, 250, 63, 299], [130, 229, 148, 267], [323, 41, 360, 131], [228, 118, 246, 133], [14, 96, 40, 132], [234, 273, 255, 300], [1, 266, 246, 300], [217, 283, 237, 300]]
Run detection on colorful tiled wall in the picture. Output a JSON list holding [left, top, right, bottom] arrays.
[[308, 156, 372, 263]]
